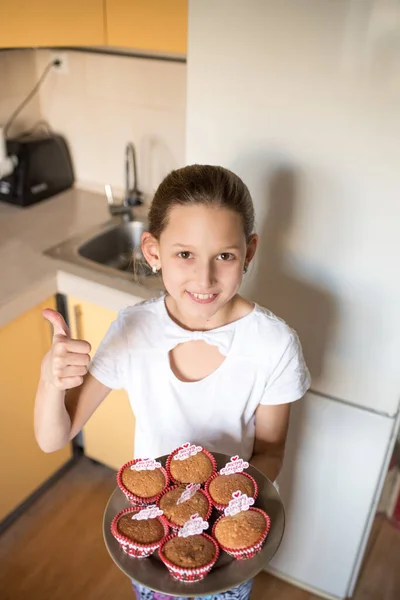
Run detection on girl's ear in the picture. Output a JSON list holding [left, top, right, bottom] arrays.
[[141, 232, 161, 268], [245, 233, 259, 266]]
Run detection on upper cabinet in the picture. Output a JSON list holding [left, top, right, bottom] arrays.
[[105, 0, 187, 54], [0, 0, 187, 55], [0, 0, 105, 48]]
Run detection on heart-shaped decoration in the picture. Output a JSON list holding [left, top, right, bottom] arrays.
[[179, 514, 209, 537], [224, 491, 255, 517], [231, 455, 239, 461], [182, 442, 190, 449]]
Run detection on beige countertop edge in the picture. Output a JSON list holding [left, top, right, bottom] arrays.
[[0, 266, 162, 330], [0, 274, 58, 329], [56, 270, 158, 314]]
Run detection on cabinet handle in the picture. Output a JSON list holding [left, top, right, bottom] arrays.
[[73, 304, 83, 339]]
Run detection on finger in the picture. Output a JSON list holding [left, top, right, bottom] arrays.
[[55, 365, 88, 378], [64, 352, 91, 367], [42, 309, 70, 340], [54, 376, 84, 390], [53, 352, 90, 370], [65, 338, 91, 354]]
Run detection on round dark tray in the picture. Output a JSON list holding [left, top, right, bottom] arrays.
[[103, 452, 285, 596]]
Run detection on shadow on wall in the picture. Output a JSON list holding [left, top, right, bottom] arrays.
[[244, 164, 337, 384], [232, 158, 339, 542]]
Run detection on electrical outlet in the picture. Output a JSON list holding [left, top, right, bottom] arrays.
[[51, 52, 69, 75]]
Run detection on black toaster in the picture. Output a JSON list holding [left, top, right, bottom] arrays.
[[0, 132, 74, 207]]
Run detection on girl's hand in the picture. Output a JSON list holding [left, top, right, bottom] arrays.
[[41, 309, 92, 391]]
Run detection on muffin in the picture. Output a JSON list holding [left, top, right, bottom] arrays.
[[212, 507, 271, 560], [159, 533, 220, 582], [158, 485, 212, 529], [206, 472, 258, 512], [167, 446, 217, 485], [117, 458, 169, 506], [111, 507, 169, 558]]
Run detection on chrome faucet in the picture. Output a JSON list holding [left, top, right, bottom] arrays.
[[106, 142, 143, 221], [125, 142, 143, 208]]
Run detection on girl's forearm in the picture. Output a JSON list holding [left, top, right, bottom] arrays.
[[250, 451, 283, 483], [34, 378, 72, 453]]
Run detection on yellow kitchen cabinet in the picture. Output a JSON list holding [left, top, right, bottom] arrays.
[[0, 0, 105, 48], [66, 296, 135, 471], [106, 0, 187, 54], [0, 296, 72, 523]]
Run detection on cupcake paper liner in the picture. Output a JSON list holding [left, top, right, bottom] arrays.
[[117, 458, 170, 507], [111, 507, 170, 559], [156, 485, 213, 531], [205, 472, 259, 513], [212, 507, 271, 560], [158, 532, 220, 582], [166, 447, 217, 486]]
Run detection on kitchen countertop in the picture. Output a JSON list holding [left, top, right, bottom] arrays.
[[0, 187, 160, 328]]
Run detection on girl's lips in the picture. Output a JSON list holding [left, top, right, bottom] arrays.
[[186, 291, 219, 304]]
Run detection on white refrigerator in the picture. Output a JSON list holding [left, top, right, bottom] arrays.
[[185, 1, 400, 598]]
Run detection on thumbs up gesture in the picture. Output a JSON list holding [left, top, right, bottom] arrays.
[[41, 308, 92, 390]]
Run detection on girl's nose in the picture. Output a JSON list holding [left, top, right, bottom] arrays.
[[196, 261, 215, 288]]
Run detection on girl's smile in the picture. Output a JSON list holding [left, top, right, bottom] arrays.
[[186, 291, 219, 304]]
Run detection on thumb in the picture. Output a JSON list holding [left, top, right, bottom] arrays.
[[42, 308, 70, 340]]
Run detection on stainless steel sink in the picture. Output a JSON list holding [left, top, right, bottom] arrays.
[[44, 218, 163, 287], [79, 220, 146, 273]]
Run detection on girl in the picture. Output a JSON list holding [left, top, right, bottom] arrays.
[[34, 165, 310, 600]]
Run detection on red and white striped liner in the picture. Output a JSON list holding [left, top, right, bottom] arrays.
[[111, 507, 170, 559], [117, 458, 170, 507], [156, 485, 213, 531], [158, 532, 220, 582], [205, 472, 259, 513], [212, 507, 271, 560], [166, 447, 217, 486]]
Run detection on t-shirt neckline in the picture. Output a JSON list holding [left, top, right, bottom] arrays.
[[160, 295, 257, 386], [160, 294, 258, 335]]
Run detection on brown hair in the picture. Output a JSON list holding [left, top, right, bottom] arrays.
[[148, 164, 255, 242]]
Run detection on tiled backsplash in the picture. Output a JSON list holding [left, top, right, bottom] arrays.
[[0, 49, 186, 201], [0, 50, 41, 137]]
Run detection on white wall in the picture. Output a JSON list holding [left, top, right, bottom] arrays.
[[186, 0, 400, 416], [1, 49, 187, 199]]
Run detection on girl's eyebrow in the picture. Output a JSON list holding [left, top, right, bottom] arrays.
[[171, 243, 241, 251]]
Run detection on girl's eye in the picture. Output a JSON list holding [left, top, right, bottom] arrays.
[[217, 253, 235, 261], [177, 251, 193, 259]]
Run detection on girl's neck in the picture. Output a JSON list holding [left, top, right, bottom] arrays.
[[164, 294, 254, 331]]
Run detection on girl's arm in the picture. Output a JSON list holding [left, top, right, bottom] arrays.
[[250, 403, 291, 482], [34, 309, 111, 453], [34, 373, 110, 453]]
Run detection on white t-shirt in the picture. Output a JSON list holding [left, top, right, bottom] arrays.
[[89, 295, 311, 461]]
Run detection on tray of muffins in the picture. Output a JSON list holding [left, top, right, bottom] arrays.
[[103, 443, 285, 596]]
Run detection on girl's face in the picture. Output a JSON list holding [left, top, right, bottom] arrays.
[[143, 204, 258, 325]]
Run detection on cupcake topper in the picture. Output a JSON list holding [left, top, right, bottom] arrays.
[[177, 483, 201, 505], [178, 513, 209, 537], [131, 458, 162, 471], [173, 442, 203, 461], [224, 490, 255, 517], [131, 505, 164, 520], [220, 455, 249, 475]]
